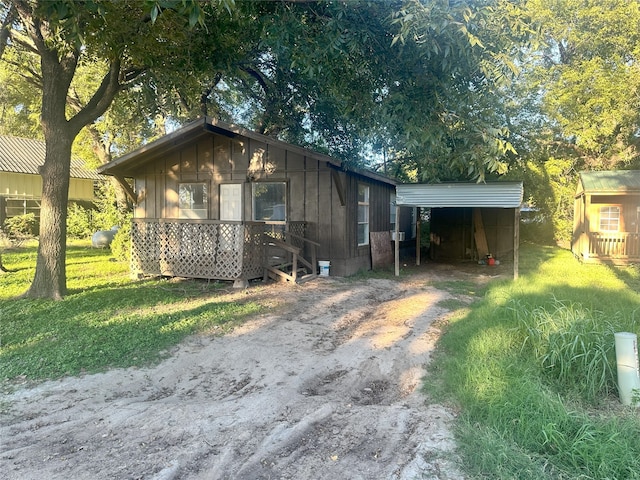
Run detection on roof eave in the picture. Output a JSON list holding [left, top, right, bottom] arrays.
[[97, 118, 206, 175], [98, 117, 396, 186]]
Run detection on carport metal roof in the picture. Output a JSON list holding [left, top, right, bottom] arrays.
[[393, 181, 523, 279], [395, 181, 523, 208]]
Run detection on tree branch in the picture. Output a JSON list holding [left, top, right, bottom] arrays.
[[68, 57, 123, 136], [2, 57, 42, 88], [9, 31, 40, 55], [241, 65, 270, 96], [0, 1, 17, 59]]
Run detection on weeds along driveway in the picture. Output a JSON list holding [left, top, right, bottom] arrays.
[[1, 269, 498, 480]]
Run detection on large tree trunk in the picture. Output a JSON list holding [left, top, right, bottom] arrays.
[[14, 0, 124, 299], [24, 132, 73, 299]]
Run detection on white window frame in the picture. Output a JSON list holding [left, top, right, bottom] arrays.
[[599, 206, 620, 232], [358, 184, 370, 246], [178, 182, 208, 219]]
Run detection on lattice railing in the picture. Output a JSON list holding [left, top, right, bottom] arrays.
[[130, 220, 265, 280]]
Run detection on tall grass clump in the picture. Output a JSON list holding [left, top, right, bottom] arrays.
[[512, 298, 628, 402], [425, 243, 640, 479]]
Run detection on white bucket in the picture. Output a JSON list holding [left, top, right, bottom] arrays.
[[318, 260, 330, 277]]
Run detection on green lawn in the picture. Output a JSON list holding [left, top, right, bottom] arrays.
[[0, 240, 261, 382], [426, 243, 640, 479], [3, 240, 640, 478]]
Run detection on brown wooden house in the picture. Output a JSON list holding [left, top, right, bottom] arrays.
[[572, 170, 640, 264], [98, 117, 398, 284]]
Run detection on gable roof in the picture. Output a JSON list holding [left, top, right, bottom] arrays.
[[98, 117, 396, 186], [396, 181, 523, 208], [0, 136, 102, 180], [577, 170, 640, 196]]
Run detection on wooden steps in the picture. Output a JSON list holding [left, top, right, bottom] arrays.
[[264, 234, 319, 284]]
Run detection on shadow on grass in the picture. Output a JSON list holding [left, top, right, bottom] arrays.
[[426, 245, 640, 480], [604, 262, 640, 293], [1, 285, 262, 381]]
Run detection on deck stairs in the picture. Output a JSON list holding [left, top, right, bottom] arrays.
[[263, 233, 319, 284]]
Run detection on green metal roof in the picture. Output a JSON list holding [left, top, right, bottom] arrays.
[[0, 136, 102, 180], [578, 170, 640, 194]]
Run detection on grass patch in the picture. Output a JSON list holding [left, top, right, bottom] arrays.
[[426, 243, 640, 479], [0, 241, 262, 383]]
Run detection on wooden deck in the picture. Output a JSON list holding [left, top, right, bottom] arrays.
[[130, 219, 317, 282]]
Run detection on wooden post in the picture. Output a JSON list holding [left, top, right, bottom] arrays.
[[395, 204, 400, 276], [416, 207, 421, 266], [0, 196, 6, 227], [514, 207, 520, 280]]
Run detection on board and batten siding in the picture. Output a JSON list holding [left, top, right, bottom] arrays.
[[129, 130, 394, 277], [585, 194, 640, 232]]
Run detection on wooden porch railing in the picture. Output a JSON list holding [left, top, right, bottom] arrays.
[[589, 232, 640, 258]]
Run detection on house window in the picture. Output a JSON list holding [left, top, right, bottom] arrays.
[[358, 184, 370, 246], [253, 182, 286, 222], [390, 193, 396, 230], [599, 206, 620, 231], [179, 183, 208, 219]]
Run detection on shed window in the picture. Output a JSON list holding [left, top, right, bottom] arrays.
[[179, 183, 208, 219], [599, 206, 620, 231], [358, 184, 370, 246], [253, 182, 286, 222]]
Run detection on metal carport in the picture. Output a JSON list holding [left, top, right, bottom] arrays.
[[393, 182, 524, 279]]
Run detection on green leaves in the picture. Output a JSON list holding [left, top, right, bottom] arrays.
[[524, 0, 640, 169]]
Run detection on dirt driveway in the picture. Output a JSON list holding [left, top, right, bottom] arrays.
[[2, 265, 504, 479]]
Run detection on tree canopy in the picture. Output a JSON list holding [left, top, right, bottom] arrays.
[[2, 0, 638, 297], [1, 0, 235, 299]]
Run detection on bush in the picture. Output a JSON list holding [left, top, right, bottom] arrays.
[[110, 216, 131, 262], [3, 213, 38, 242], [67, 203, 95, 239]]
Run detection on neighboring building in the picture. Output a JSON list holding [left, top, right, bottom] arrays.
[[572, 170, 640, 264], [98, 117, 401, 283], [0, 136, 101, 225]]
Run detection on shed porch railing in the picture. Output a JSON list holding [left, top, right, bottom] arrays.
[[130, 219, 311, 281], [588, 232, 640, 259]]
